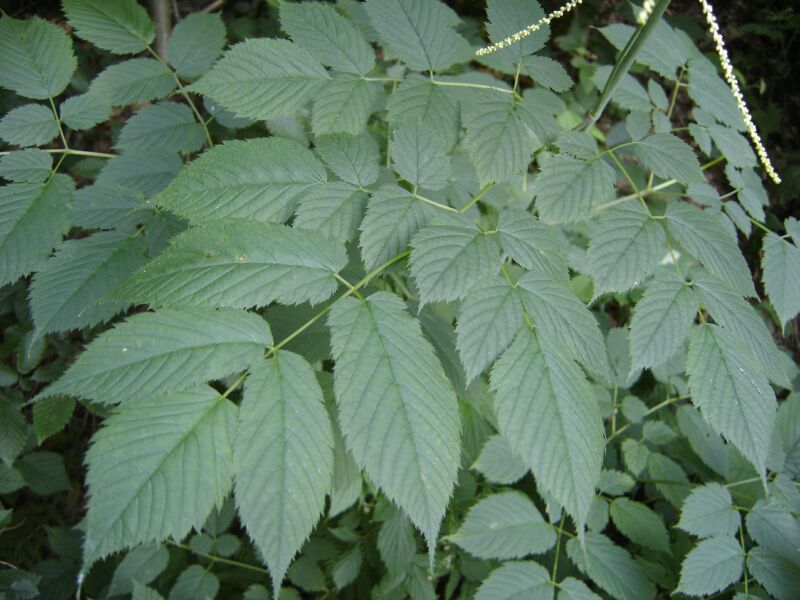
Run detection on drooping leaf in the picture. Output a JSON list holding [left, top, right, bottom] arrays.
[[628, 272, 696, 372], [190, 39, 328, 121], [533, 156, 616, 224], [410, 214, 500, 306], [455, 277, 523, 384], [38, 308, 272, 404], [448, 491, 556, 559], [491, 327, 603, 529], [476, 561, 553, 600], [328, 292, 460, 552], [167, 12, 226, 79], [0, 176, 72, 287], [517, 269, 611, 380], [62, 0, 156, 55], [566, 532, 655, 600], [235, 353, 334, 590], [587, 202, 666, 298], [82, 385, 236, 565], [280, 1, 374, 76], [686, 324, 777, 478], [377, 508, 416, 575], [665, 201, 756, 296], [29, 230, 147, 334], [762, 233, 800, 329], [677, 483, 740, 539], [0, 14, 77, 99], [154, 137, 327, 223], [364, 0, 471, 72], [677, 536, 743, 597], [112, 221, 347, 308]]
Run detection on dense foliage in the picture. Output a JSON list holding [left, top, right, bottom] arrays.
[[1, 0, 799, 598]]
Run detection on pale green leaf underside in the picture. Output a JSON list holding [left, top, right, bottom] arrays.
[[677, 483, 740, 539], [63, 0, 155, 54], [191, 38, 328, 121], [686, 324, 776, 477], [234, 353, 333, 591], [762, 233, 800, 329], [328, 292, 460, 552], [476, 561, 553, 600], [30, 230, 147, 334], [38, 308, 272, 405], [491, 327, 603, 528], [83, 385, 235, 565], [112, 220, 347, 309], [448, 491, 556, 559], [678, 536, 743, 597], [155, 137, 327, 224]]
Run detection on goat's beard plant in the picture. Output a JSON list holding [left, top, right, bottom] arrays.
[[0, 0, 798, 598]]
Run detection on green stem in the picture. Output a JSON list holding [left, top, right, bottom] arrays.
[[414, 192, 459, 213], [0, 148, 116, 159], [459, 183, 494, 213], [48, 97, 68, 149], [335, 272, 365, 302], [606, 395, 690, 443], [430, 79, 520, 99], [667, 66, 686, 120], [167, 541, 268, 574], [550, 511, 565, 585], [585, 0, 673, 127]]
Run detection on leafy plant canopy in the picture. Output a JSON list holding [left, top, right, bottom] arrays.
[[0, 0, 798, 598]]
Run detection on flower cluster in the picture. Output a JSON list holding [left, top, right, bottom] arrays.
[[697, 0, 781, 184], [637, 0, 656, 25], [474, 0, 584, 56]]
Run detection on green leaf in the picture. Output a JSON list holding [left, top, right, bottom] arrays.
[[392, 120, 452, 190], [32, 396, 75, 444], [677, 405, 731, 477], [63, 0, 155, 54], [456, 277, 523, 384], [315, 133, 379, 187], [59, 90, 112, 130], [328, 293, 460, 552], [693, 269, 789, 387], [633, 134, 704, 184], [587, 202, 666, 298], [280, 1, 374, 76], [609, 498, 669, 554], [386, 77, 460, 150], [0, 15, 76, 99], [190, 39, 328, 121], [678, 536, 743, 597], [38, 308, 271, 405], [598, 22, 686, 80], [491, 327, 603, 529], [133, 582, 165, 600], [647, 452, 690, 506], [359, 184, 434, 270], [97, 150, 181, 198], [665, 201, 756, 296], [497, 209, 568, 281], [629, 272, 696, 372], [30, 231, 147, 334], [311, 75, 379, 136], [108, 544, 169, 597], [235, 353, 334, 590], [485, 0, 548, 64], [0, 176, 72, 287], [557, 577, 602, 600], [0, 104, 58, 148], [688, 59, 745, 130], [707, 125, 756, 168], [0, 401, 27, 467], [472, 434, 528, 485], [167, 13, 226, 79], [82, 386, 236, 565], [448, 491, 555, 559], [762, 233, 800, 329], [18, 451, 70, 494], [332, 546, 362, 590], [621, 439, 650, 476], [476, 561, 553, 600], [463, 93, 536, 187], [116, 102, 205, 155], [748, 546, 800, 600], [112, 221, 346, 308], [410, 215, 500, 306], [294, 182, 366, 244], [0, 149, 52, 183], [592, 66, 650, 112], [686, 324, 776, 478], [523, 55, 572, 92], [533, 156, 616, 224], [745, 499, 800, 564], [155, 137, 326, 223], [566, 532, 655, 600], [677, 483, 739, 539], [364, 0, 470, 72], [91, 58, 176, 106], [377, 508, 416, 574], [169, 565, 220, 600], [517, 270, 611, 380]]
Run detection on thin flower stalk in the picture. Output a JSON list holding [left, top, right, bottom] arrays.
[[475, 0, 584, 56], [696, 0, 781, 184]]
